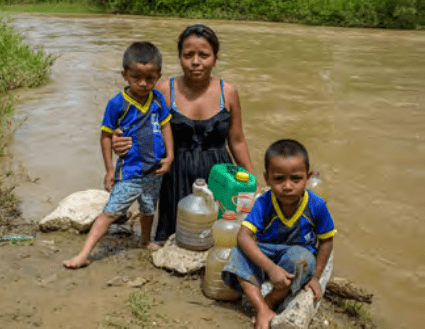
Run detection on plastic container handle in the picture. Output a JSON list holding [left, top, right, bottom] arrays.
[[199, 184, 216, 212], [231, 195, 254, 211]]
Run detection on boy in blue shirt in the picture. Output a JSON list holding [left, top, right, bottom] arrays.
[[223, 139, 335, 329], [64, 42, 173, 269]]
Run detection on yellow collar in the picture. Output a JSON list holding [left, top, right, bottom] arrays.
[[121, 89, 153, 113], [271, 190, 309, 228]]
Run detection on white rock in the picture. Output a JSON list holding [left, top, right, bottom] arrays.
[[270, 253, 334, 329], [39, 190, 110, 232], [152, 234, 208, 274]]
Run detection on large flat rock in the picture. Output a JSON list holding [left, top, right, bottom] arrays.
[[39, 189, 110, 232]]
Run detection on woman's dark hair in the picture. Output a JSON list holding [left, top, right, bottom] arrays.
[[178, 24, 220, 57], [123, 41, 162, 71], [265, 139, 310, 173]]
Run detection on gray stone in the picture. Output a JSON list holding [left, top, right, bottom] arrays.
[[39, 190, 109, 232], [152, 234, 208, 274], [270, 253, 334, 329]]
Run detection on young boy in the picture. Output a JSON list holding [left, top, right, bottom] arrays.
[[64, 42, 173, 269], [222, 139, 335, 329]]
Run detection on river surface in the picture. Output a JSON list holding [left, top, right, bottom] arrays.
[[5, 13, 425, 329]]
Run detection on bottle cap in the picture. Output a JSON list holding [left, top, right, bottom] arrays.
[[240, 206, 251, 213], [222, 211, 237, 220], [235, 171, 249, 182]]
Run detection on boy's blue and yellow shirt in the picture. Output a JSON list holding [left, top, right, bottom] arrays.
[[101, 88, 171, 181], [242, 189, 336, 255]]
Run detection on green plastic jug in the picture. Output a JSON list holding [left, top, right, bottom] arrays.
[[208, 164, 257, 219]]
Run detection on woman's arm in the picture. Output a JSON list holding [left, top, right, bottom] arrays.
[[224, 81, 260, 192]]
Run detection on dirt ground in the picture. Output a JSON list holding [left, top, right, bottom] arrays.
[[0, 160, 373, 329], [0, 224, 375, 329]]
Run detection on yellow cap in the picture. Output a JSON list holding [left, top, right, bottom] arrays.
[[235, 171, 249, 182]]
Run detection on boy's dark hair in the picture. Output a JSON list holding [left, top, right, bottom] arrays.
[[265, 139, 310, 172], [178, 24, 220, 57], [123, 42, 162, 71]]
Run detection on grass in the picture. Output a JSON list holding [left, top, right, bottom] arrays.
[[0, 1, 103, 14], [0, 13, 57, 233], [101, 291, 157, 329], [129, 291, 151, 324]]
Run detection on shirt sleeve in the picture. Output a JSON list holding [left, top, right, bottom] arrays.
[[101, 98, 120, 134], [241, 193, 268, 234], [155, 90, 172, 126], [314, 199, 336, 239]]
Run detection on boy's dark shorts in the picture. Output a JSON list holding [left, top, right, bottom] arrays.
[[222, 242, 316, 295]]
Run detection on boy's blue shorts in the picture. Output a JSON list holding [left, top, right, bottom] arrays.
[[103, 173, 163, 216], [222, 242, 316, 295]]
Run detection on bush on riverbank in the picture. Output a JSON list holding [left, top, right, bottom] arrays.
[[0, 14, 55, 227], [2, 0, 423, 29], [0, 14, 55, 161]]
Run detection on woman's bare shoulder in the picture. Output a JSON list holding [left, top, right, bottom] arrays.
[[220, 79, 239, 97], [156, 78, 172, 105], [156, 78, 171, 94], [219, 78, 240, 110]]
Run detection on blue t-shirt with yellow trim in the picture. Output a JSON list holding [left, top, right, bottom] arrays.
[[242, 189, 335, 255], [101, 88, 172, 181]]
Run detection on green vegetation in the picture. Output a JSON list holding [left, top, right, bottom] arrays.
[[0, 14, 56, 152], [2, 0, 423, 29], [0, 0, 103, 14], [102, 291, 162, 329], [0, 14, 56, 228]]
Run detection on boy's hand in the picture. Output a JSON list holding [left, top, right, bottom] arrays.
[[268, 265, 294, 289], [104, 171, 114, 192], [305, 277, 322, 302], [112, 129, 132, 157], [154, 157, 173, 176]]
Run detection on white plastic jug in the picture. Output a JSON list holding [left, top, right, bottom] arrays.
[[176, 178, 218, 251]]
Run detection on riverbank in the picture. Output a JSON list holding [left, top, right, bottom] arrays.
[[0, 13, 55, 238], [1, 0, 424, 29]]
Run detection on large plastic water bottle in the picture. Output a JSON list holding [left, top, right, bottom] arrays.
[[203, 211, 242, 300], [307, 170, 328, 202], [176, 178, 218, 251]]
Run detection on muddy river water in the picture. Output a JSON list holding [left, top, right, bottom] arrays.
[[5, 13, 425, 329]]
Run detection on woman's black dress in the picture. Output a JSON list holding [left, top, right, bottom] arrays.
[[155, 78, 233, 242]]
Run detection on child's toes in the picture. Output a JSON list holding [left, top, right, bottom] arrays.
[[63, 257, 91, 269]]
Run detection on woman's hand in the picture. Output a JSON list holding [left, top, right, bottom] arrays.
[[112, 129, 132, 157]]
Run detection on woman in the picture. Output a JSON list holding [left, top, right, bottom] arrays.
[[113, 24, 259, 245]]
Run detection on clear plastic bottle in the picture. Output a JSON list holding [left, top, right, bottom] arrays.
[[176, 178, 218, 251], [203, 211, 242, 300], [231, 195, 254, 224], [307, 170, 328, 202]]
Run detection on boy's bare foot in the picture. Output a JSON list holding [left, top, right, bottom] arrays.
[[63, 256, 91, 269], [254, 308, 276, 329], [141, 242, 161, 251]]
